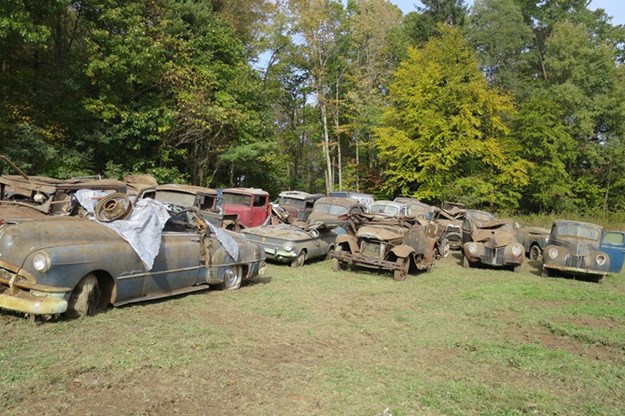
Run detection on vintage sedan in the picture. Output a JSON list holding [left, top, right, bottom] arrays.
[[541, 220, 625, 282], [462, 219, 525, 272], [331, 214, 439, 281], [275, 190, 323, 223], [0, 203, 266, 318], [241, 222, 338, 267], [307, 196, 367, 230], [516, 224, 550, 260]]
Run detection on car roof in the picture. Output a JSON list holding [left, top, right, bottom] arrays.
[[553, 219, 603, 230], [278, 190, 323, 200], [314, 196, 364, 208], [222, 187, 268, 196]]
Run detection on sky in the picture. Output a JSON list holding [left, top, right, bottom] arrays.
[[389, 0, 625, 25]]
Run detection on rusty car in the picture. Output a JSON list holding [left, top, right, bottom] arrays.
[[461, 219, 525, 272], [241, 222, 338, 267], [307, 196, 367, 230], [1, 172, 127, 221], [541, 220, 625, 282], [516, 224, 550, 261], [432, 206, 493, 250], [330, 213, 439, 281], [275, 190, 323, 223], [0, 201, 267, 318], [222, 187, 271, 229]]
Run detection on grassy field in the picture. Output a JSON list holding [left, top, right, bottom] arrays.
[[1, 254, 625, 416]]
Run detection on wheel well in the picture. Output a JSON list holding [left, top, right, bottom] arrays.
[[91, 270, 114, 309]]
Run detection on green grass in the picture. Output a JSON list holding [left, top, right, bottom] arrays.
[[1, 255, 625, 415]]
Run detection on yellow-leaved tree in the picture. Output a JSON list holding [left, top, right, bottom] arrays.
[[375, 24, 531, 209]]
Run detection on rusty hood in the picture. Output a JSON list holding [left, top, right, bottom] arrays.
[[471, 220, 516, 247], [0, 217, 123, 269], [356, 224, 405, 241]]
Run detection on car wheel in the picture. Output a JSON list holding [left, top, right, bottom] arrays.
[[218, 265, 242, 290], [290, 250, 306, 268], [540, 265, 550, 278], [393, 257, 409, 281], [67, 274, 101, 318], [529, 245, 542, 261], [332, 247, 347, 272], [462, 255, 470, 269], [438, 239, 450, 258]]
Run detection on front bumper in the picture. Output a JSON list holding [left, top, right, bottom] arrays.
[[263, 247, 297, 263], [543, 264, 607, 277], [0, 287, 68, 315]]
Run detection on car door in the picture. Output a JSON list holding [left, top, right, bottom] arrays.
[[145, 212, 202, 295], [600, 231, 625, 273]]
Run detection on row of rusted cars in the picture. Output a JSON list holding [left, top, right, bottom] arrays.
[[0, 157, 623, 320]]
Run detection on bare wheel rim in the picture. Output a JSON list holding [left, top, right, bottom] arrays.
[[291, 251, 306, 268], [530, 245, 541, 261], [222, 265, 242, 290]]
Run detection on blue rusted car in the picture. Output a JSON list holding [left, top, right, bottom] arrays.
[[541, 220, 625, 282], [0, 205, 266, 317]]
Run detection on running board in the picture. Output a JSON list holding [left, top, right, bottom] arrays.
[[113, 284, 211, 307]]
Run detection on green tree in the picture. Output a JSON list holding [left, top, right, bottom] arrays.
[[402, 0, 468, 46], [376, 24, 530, 209]]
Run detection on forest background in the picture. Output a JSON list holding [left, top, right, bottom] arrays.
[[1, 0, 625, 215]]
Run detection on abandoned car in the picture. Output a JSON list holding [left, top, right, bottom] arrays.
[[331, 214, 439, 281], [307, 196, 367, 230], [462, 219, 525, 272], [275, 190, 323, 223], [432, 207, 493, 250], [0, 200, 266, 317], [328, 191, 374, 210], [541, 220, 625, 282], [241, 222, 338, 267], [516, 225, 550, 260], [222, 187, 271, 229]]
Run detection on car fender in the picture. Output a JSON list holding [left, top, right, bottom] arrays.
[[335, 234, 358, 253], [391, 244, 415, 259]]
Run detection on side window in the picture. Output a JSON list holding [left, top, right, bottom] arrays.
[[350, 206, 364, 214], [253, 195, 267, 207], [199, 195, 215, 211], [603, 232, 625, 245]]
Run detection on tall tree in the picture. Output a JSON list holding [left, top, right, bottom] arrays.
[[402, 0, 468, 46], [376, 24, 530, 208]]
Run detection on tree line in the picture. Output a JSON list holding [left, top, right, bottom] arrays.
[[1, 0, 624, 214]]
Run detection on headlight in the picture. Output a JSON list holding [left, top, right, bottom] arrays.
[[547, 248, 558, 259], [545, 236, 549, 243], [283, 242, 294, 252], [596, 254, 607, 266], [468, 243, 478, 254], [511, 245, 522, 257], [32, 253, 50, 272]]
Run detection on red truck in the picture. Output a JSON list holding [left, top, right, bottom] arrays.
[[221, 188, 271, 229]]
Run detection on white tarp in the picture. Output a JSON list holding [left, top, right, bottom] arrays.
[[75, 190, 170, 270], [207, 222, 239, 261]]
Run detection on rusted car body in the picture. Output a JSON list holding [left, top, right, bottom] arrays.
[[241, 222, 338, 267], [307, 197, 367, 230], [222, 188, 271, 229], [392, 197, 432, 217], [331, 214, 439, 281], [517, 225, 550, 260], [328, 191, 374, 210], [462, 219, 524, 272], [431, 207, 493, 250], [541, 220, 624, 282], [276, 190, 323, 222], [0, 206, 266, 317], [1, 174, 127, 221]]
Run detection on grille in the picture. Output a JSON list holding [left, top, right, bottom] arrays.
[[361, 241, 383, 258], [483, 247, 505, 265], [566, 255, 587, 269]]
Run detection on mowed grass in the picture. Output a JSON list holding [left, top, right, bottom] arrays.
[[1, 255, 625, 416]]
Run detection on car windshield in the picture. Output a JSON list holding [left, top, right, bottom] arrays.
[[556, 223, 601, 241], [279, 197, 306, 209], [223, 193, 252, 206], [154, 191, 196, 207], [313, 203, 348, 216], [370, 204, 399, 216]]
